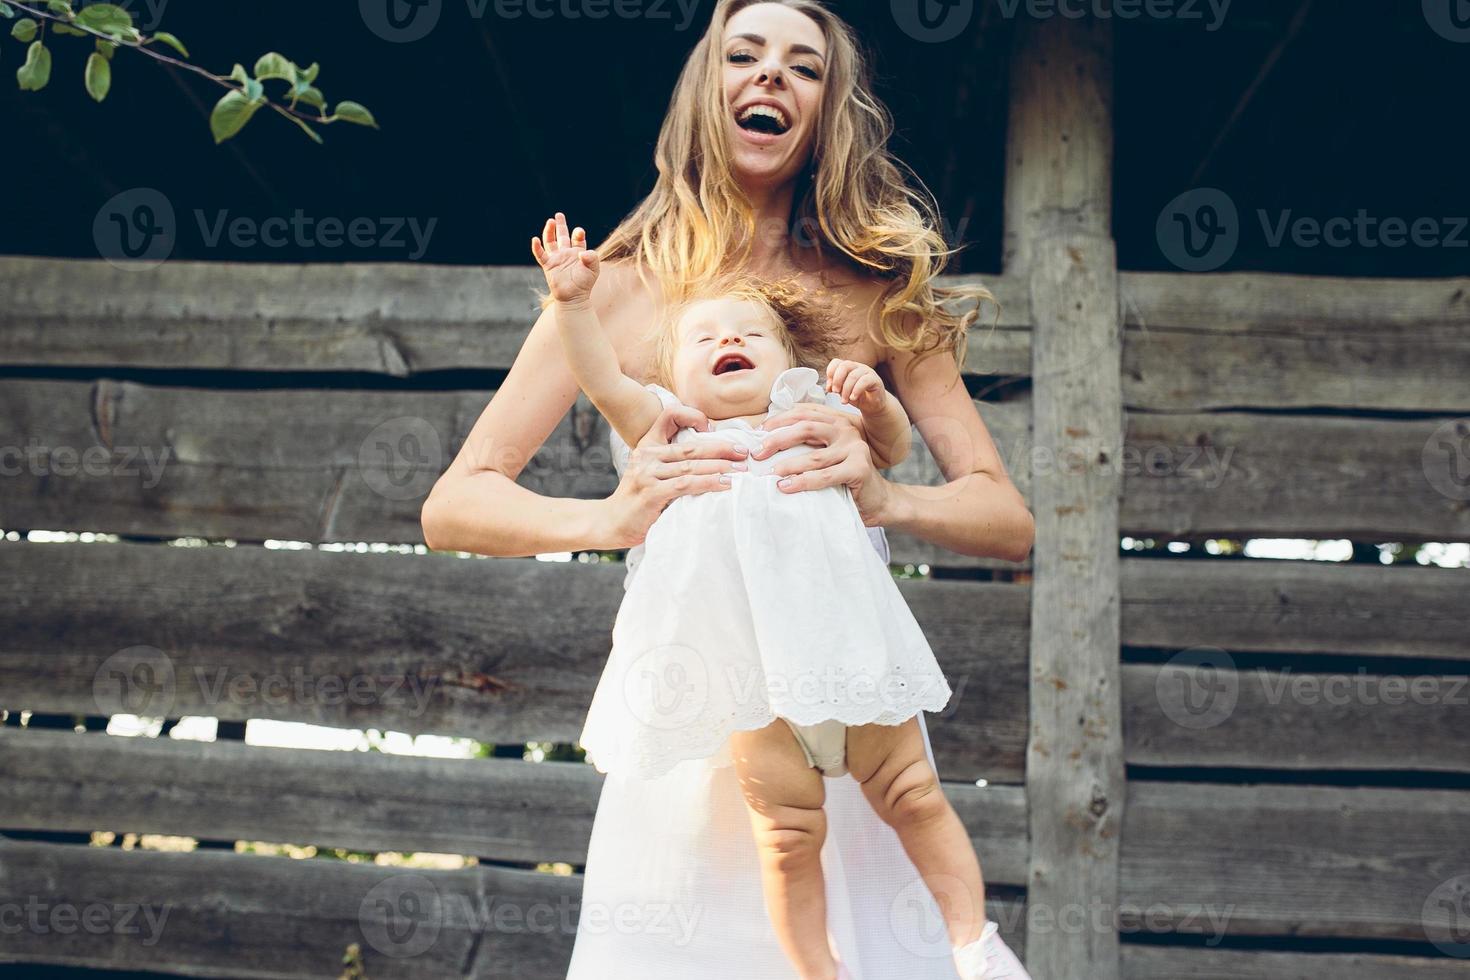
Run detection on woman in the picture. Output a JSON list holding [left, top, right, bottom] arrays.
[[422, 1, 1034, 976]]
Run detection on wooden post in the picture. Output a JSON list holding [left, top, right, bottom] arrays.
[[1005, 12, 1124, 980]]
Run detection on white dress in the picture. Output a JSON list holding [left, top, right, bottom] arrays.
[[566, 366, 965, 980], [577, 366, 953, 780]]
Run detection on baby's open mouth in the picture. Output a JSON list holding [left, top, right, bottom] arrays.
[[712, 352, 755, 375], [735, 103, 791, 136]]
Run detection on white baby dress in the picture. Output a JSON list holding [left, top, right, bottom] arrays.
[[577, 365, 954, 780]]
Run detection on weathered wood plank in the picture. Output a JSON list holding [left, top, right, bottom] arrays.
[[0, 728, 1031, 884], [0, 377, 1031, 570], [0, 835, 579, 979], [12, 373, 1469, 546], [1121, 410, 1470, 540], [0, 541, 1032, 782], [0, 836, 1027, 978], [1120, 271, 1470, 413], [1124, 660, 1470, 772], [1120, 781, 1470, 942], [1121, 557, 1470, 662], [0, 257, 1030, 378], [1123, 946, 1470, 979]]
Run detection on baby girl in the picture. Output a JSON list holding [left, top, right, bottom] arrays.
[[534, 212, 1025, 980]]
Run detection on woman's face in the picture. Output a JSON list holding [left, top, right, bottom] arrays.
[[721, 3, 827, 192], [670, 296, 792, 418]]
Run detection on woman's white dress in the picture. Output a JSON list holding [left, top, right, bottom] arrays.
[[577, 366, 953, 779], [566, 366, 964, 979]]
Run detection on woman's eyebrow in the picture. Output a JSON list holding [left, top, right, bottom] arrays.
[[726, 32, 827, 61]]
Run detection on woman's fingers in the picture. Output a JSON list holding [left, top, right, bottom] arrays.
[[752, 418, 836, 458]]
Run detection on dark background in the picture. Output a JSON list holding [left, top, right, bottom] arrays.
[[1, 0, 1464, 273]]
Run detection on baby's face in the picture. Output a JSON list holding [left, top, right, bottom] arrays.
[[670, 296, 791, 419]]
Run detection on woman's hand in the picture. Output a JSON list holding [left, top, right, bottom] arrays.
[[752, 403, 894, 526], [604, 404, 750, 549]]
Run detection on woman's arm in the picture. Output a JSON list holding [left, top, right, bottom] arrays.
[[420, 261, 747, 557], [876, 342, 1034, 563]]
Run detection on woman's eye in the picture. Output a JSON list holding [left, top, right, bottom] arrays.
[[728, 51, 754, 64], [794, 65, 820, 80]]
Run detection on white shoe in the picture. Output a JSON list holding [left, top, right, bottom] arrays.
[[952, 920, 1030, 980]]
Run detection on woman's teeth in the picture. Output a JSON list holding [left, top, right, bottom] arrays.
[[737, 104, 790, 135]]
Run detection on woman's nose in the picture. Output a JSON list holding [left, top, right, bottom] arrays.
[[755, 61, 785, 88]]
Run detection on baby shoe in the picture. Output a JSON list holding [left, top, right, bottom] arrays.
[[952, 920, 1030, 980]]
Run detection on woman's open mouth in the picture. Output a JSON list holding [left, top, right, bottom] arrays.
[[712, 351, 756, 376], [733, 101, 791, 145]]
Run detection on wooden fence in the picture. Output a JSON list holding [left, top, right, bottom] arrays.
[[3, 13, 1469, 980]]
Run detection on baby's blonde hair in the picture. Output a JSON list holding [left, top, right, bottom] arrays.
[[650, 274, 853, 392]]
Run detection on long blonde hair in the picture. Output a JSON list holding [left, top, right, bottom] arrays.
[[546, 0, 995, 378]]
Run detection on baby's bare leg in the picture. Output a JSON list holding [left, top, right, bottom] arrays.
[[847, 717, 987, 949], [727, 719, 836, 980]]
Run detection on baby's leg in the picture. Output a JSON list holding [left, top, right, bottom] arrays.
[[847, 717, 987, 950], [727, 719, 836, 980]]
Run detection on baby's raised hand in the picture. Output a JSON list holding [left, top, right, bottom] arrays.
[[531, 211, 600, 304], [825, 359, 887, 414]]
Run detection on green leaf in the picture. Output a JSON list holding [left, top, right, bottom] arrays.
[[0, 4, 16, 18], [11, 17, 35, 42], [84, 49, 108, 100], [331, 100, 377, 128], [243, 76, 262, 101], [149, 30, 187, 57], [300, 61, 319, 84], [95, 37, 115, 59], [74, 3, 132, 36], [52, 22, 85, 36], [253, 51, 293, 83], [16, 40, 50, 91], [45, 0, 71, 15], [290, 82, 324, 110], [209, 89, 261, 143]]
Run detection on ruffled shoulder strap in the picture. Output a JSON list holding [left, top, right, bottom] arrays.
[[768, 366, 861, 416]]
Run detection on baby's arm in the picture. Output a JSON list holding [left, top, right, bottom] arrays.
[[825, 359, 912, 469], [531, 212, 663, 450]]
